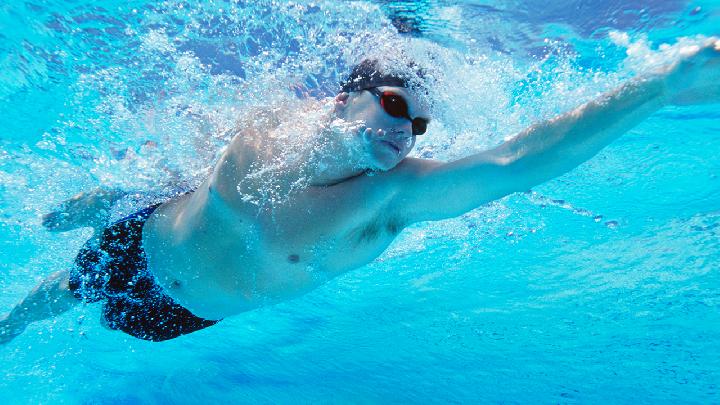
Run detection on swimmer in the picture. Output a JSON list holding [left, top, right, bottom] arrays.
[[2, 39, 719, 343]]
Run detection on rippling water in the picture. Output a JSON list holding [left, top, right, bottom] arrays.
[[1, 0, 719, 403]]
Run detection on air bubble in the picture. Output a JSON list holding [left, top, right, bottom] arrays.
[[605, 220, 619, 229]]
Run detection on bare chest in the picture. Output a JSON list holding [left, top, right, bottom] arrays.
[[260, 195, 407, 273], [143, 177, 405, 318]]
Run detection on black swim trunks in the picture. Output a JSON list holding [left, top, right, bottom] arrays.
[[69, 204, 220, 342]]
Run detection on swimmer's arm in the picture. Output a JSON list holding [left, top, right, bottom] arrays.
[[399, 39, 720, 223], [42, 187, 127, 232]]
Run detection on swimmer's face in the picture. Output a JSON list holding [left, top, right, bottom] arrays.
[[335, 86, 430, 171]]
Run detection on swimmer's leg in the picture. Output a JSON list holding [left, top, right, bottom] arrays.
[[0, 270, 78, 344]]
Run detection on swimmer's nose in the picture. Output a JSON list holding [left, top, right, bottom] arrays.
[[391, 128, 413, 144], [389, 125, 410, 136], [387, 129, 414, 151]]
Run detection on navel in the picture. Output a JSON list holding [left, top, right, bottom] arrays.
[[170, 279, 182, 289], [287, 254, 300, 263]]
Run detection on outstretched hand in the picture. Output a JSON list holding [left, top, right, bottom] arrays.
[[42, 188, 125, 232], [663, 37, 720, 106]]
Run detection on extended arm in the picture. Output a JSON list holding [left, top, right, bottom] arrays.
[[400, 39, 720, 223], [42, 187, 127, 232]]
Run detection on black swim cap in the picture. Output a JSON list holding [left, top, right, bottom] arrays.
[[339, 59, 409, 93]]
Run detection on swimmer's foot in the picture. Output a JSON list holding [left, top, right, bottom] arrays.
[[0, 315, 25, 345], [42, 188, 126, 232], [0, 270, 77, 345]]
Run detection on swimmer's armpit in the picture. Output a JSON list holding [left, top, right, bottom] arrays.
[[42, 187, 126, 232]]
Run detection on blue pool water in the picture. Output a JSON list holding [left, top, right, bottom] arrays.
[[1, 0, 719, 402]]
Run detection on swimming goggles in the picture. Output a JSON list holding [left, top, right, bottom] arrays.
[[366, 88, 428, 135]]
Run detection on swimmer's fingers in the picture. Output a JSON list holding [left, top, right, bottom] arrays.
[[711, 37, 720, 51], [662, 38, 720, 106], [335, 92, 349, 106], [689, 41, 720, 73], [687, 38, 720, 63], [670, 37, 720, 68], [360, 127, 373, 142], [359, 127, 386, 142], [701, 36, 720, 51]]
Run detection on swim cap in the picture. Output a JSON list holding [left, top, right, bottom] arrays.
[[339, 59, 409, 93]]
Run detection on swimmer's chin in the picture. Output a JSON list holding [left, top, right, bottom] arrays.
[[366, 158, 400, 172], [371, 151, 405, 171], [355, 146, 403, 172]]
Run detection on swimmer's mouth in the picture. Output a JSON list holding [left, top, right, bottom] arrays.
[[381, 140, 401, 155]]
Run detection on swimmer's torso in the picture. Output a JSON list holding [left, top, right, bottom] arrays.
[[142, 107, 417, 320]]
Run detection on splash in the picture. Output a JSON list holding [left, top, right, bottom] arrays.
[[609, 31, 719, 74], [1, 0, 694, 268]]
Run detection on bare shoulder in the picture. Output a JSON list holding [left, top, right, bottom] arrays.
[[221, 100, 309, 169], [227, 99, 322, 153], [376, 157, 443, 213], [384, 154, 503, 224], [228, 106, 281, 150]]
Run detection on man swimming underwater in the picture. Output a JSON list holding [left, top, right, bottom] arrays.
[[2, 39, 719, 343]]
